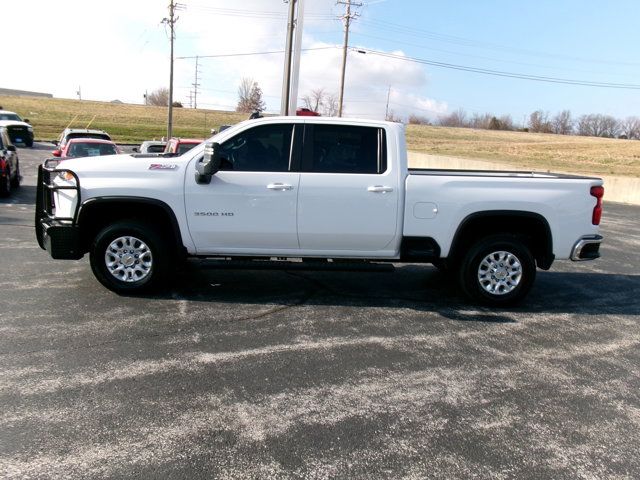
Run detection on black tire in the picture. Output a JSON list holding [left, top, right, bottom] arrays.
[[458, 234, 536, 306], [0, 167, 11, 197], [90, 221, 171, 294], [10, 160, 20, 188], [25, 139, 34, 148]]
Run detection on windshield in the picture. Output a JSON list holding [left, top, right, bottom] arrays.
[[0, 113, 23, 121], [67, 142, 118, 157]]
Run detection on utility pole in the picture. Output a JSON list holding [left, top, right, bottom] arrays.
[[337, 0, 361, 117], [281, 0, 297, 116], [77, 86, 82, 101], [385, 85, 391, 120], [192, 55, 200, 109], [162, 1, 184, 139]]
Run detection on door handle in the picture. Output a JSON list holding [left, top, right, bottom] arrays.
[[367, 185, 394, 193], [267, 183, 293, 191]]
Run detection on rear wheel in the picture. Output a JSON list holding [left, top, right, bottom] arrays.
[[458, 235, 536, 306], [90, 221, 171, 293]]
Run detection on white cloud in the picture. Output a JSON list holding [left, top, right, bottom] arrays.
[[5, 0, 447, 119]]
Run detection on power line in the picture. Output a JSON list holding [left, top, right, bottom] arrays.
[[176, 46, 338, 60], [356, 48, 640, 90], [357, 18, 640, 67]]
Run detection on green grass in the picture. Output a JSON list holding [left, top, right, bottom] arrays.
[[1, 95, 247, 143], [406, 125, 640, 177], [3, 95, 639, 176]]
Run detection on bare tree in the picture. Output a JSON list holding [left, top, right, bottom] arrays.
[[384, 109, 403, 123], [236, 77, 266, 113], [577, 114, 620, 138], [301, 88, 325, 112], [408, 114, 431, 125], [437, 108, 468, 127], [301, 88, 339, 116], [147, 87, 169, 106], [620, 116, 640, 139], [498, 114, 514, 131], [552, 110, 573, 135], [529, 110, 552, 133], [469, 113, 492, 129]]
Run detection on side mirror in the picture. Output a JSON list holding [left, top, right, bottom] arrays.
[[132, 147, 138, 152], [24, 118, 30, 124], [7, 145, 16, 152], [195, 142, 221, 185], [52, 140, 59, 146], [52, 150, 62, 157]]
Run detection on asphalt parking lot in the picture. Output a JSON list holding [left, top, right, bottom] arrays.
[[1, 143, 639, 479]]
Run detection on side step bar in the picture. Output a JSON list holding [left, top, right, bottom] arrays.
[[197, 258, 395, 273]]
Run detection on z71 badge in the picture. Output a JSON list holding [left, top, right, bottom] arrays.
[[148, 164, 178, 170]]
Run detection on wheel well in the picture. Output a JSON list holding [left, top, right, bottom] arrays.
[[77, 198, 185, 256], [448, 211, 554, 270]]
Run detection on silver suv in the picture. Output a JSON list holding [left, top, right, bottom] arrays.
[[55, 128, 111, 150]]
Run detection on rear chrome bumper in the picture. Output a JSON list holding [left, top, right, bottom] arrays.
[[570, 235, 603, 261]]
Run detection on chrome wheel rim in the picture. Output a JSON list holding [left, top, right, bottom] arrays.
[[477, 250, 522, 295], [105, 236, 153, 283]]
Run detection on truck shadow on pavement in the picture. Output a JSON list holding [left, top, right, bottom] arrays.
[[0, 185, 37, 206], [158, 262, 640, 323]]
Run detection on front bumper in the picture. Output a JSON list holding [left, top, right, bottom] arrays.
[[35, 163, 84, 260], [570, 235, 603, 261]]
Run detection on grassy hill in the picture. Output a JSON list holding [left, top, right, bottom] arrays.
[[3, 95, 639, 176], [406, 125, 640, 177], [1, 95, 246, 143]]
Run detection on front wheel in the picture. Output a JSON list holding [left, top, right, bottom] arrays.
[[90, 221, 171, 293], [458, 235, 536, 306]]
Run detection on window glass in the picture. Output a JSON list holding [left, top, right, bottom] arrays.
[[219, 124, 293, 172], [0, 113, 22, 121], [178, 143, 199, 155], [309, 125, 380, 174]]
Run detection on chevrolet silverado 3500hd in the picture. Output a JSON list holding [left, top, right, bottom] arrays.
[[36, 117, 604, 305]]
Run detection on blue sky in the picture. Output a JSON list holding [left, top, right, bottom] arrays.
[[315, 0, 640, 121], [5, 1, 639, 123]]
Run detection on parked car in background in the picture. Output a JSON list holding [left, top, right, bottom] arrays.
[[52, 138, 121, 159], [54, 128, 111, 151], [0, 127, 20, 196], [164, 138, 203, 155], [134, 140, 167, 154], [296, 108, 321, 117], [0, 110, 34, 147]]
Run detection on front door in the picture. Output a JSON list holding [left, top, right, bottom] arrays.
[[185, 123, 300, 254]]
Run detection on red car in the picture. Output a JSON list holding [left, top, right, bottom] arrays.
[[52, 138, 122, 158], [164, 138, 204, 155], [296, 108, 321, 117]]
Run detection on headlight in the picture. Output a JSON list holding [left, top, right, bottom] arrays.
[[56, 171, 77, 184], [27, 126, 33, 132]]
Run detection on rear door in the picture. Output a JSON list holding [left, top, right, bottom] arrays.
[[296, 124, 399, 253]]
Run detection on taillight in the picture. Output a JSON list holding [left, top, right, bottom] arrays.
[[590, 185, 604, 225]]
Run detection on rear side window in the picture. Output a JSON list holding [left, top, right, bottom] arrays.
[[303, 125, 386, 174], [178, 143, 199, 155], [147, 144, 165, 153], [219, 124, 293, 172]]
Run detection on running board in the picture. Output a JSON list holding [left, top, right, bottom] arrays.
[[196, 258, 395, 272]]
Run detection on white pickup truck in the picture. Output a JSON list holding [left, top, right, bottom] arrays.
[[36, 117, 604, 305]]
